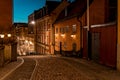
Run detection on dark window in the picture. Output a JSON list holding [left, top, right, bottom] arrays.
[[66, 26, 69, 33], [56, 28, 58, 33], [108, 0, 117, 22], [65, 7, 68, 17]]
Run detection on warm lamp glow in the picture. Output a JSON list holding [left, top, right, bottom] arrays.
[[71, 34, 76, 38], [55, 34, 58, 36], [29, 41, 33, 45], [0, 34, 5, 38], [25, 40, 28, 43], [31, 21, 35, 24], [61, 34, 65, 37], [7, 34, 11, 37]]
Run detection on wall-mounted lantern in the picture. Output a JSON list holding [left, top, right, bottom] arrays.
[[0, 34, 5, 38], [61, 34, 65, 38], [55, 34, 58, 37], [71, 34, 76, 39], [0, 33, 12, 45], [7, 34, 11, 37]]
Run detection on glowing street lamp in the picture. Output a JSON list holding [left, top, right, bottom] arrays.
[[61, 34, 65, 38], [31, 21, 35, 24], [7, 34, 11, 37], [71, 34, 76, 39], [0, 34, 5, 38]]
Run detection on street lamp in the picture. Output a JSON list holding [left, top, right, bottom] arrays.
[[0, 34, 5, 38], [7, 34, 11, 37], [31, 21, 35, 25], [0, 34, 5, 45]]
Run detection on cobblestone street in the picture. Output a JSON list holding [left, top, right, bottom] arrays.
[[2, 57, 36, 80], [1, 55, 120, 80]]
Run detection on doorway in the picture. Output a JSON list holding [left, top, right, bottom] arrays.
[[91, 33, 100, 62]]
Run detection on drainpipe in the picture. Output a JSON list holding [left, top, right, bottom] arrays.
[[87, 0, 91, 60], [77, 16, 83, 57], [52, 24, 55, 54]]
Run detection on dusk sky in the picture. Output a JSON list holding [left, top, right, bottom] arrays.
[[13, 0, 47, 23], [13, 0, 74, 23], [14, 0, 52, 23]]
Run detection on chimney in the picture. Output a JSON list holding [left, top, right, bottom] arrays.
[[61, 0, 67, 2]]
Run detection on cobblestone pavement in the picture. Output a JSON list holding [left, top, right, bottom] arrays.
[[31, 56, 120, 80], [1, 55, 120, 80], [3, 57, 36, 80], [0, 57, 23, 79]]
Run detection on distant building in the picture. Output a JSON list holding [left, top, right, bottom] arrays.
[[13, 23, 34, 55], [28, 0, 69, 54], [13, 23, 28, 37]]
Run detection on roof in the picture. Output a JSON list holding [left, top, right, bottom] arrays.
[[13, 23, 28, 27], [46, 1, 61, 14], [56, 0, 93, 22], [28, 1, 61, 20]]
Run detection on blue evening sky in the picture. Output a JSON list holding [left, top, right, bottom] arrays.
[[14, 0, 47, 23], [13, 0, 74, 23]]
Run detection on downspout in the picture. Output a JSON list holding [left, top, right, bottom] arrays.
[[87, 0, 91, 60], [52, 24, 55, 54], [77, 16, 83, 57]]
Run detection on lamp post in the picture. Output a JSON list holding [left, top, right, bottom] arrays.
[[0, 33, 12, 45], [0, 34, 5, 45]]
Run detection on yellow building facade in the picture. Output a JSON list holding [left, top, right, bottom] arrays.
[[54, 17, 81, 56]]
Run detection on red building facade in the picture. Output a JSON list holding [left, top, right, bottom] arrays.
[[82, 0, 117, 67]]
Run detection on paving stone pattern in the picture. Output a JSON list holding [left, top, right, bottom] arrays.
[[31, 56, 120, 80], [0, 58, 22, 79], [31, 57, 95, 80], [3, 58, 36, 80], [1, 56, 120, 80]]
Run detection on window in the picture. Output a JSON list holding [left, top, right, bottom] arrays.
[[60, 28, 62, 33], [56, 28, 58, 33], [65, 7, 68, 17], [72, 24, 77, 33], [60, 27, 63, 34], [107, 0, 117, 22], [66, 26, 69, 33]]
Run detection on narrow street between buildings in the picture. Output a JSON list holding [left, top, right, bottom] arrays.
[[1, 55, 120, 80]]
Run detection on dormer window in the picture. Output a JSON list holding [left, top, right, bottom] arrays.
[[65, 7, 68, 17]]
